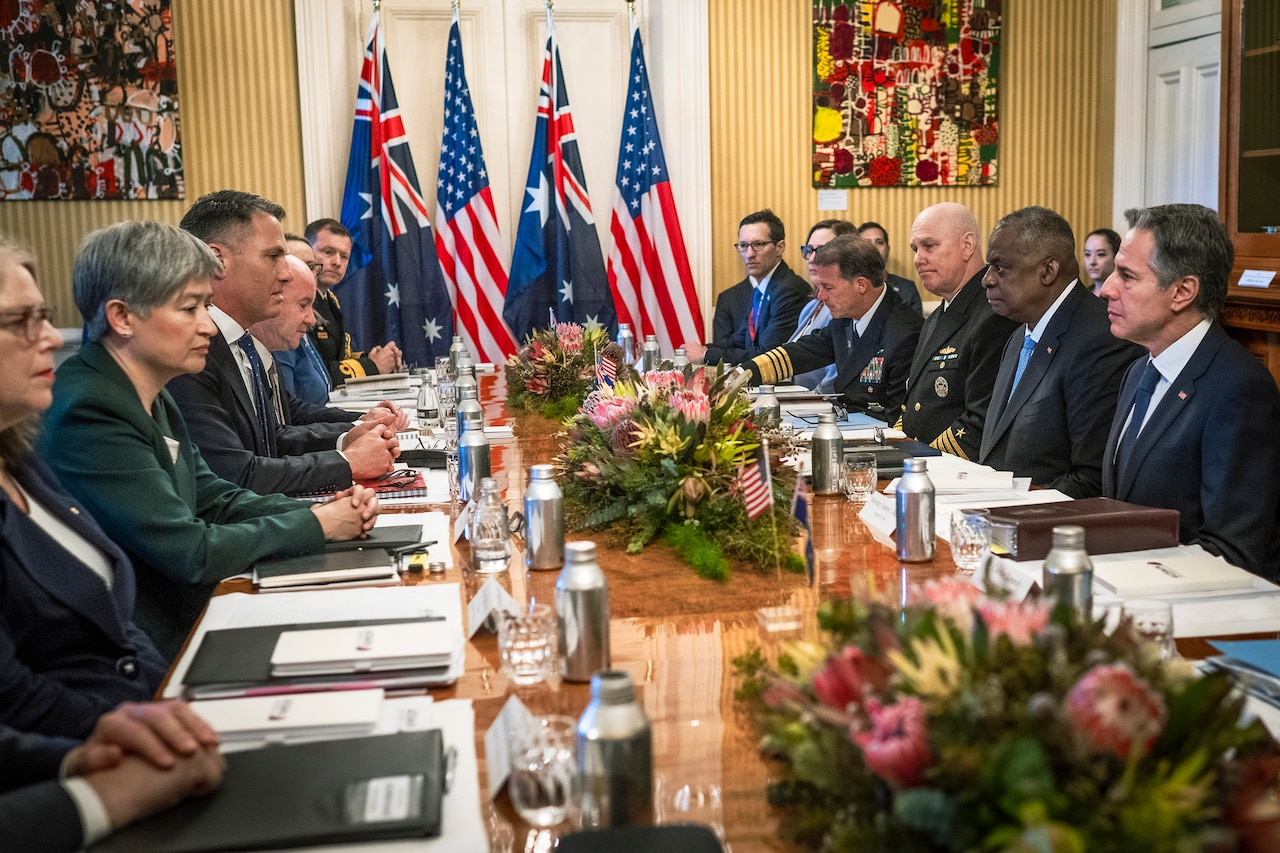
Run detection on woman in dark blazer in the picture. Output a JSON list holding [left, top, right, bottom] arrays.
[[0, 240, 168, 739], [40, 221, 380, 660]]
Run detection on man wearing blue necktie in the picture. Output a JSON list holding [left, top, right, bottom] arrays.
[[978, 206, 1141, 498], [1100, 204, 1280, 579], [686, 209, 810, 367]]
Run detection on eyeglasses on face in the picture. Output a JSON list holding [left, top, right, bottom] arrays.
[[799, 244, 819, 260], [305, 261, 324, 275], [733, 240, 777, 254], [0, 305, 55, 341]]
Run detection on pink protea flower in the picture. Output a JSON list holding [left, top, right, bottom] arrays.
[[978, 599, 1050, 646], [556, 322, 584, 353], [587, 395, 636, 430], [1066, 663, 1167, 759], [671, 390, 710, 424], [813, 647, 868, 713], [853, 698, 932, 788], [644, 369, 685, 390], [918, 578, 984, 633], [526, 375, 550, 396]]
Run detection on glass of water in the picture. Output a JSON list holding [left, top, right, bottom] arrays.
[[508, 715, 577, 827], [499, 603, 556, 686], [950, 508, 992, 573], [1122, 599, 1177, 659], [842, 452, 877, 501]]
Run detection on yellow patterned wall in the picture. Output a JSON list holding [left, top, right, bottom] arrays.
[[0, 0, 307, 325], [708, 1, 1118, 301]]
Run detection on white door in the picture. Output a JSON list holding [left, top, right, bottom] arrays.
[[1144, 33, 1221, 209]]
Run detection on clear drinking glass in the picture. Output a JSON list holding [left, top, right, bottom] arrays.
[[842, 452, 877, 501], [498, 603, 555, 685], [438, 379, 457, 432], [950, 508, 992, 573], [1123, 599, 1177, 658], [508, 715, 577, 828]]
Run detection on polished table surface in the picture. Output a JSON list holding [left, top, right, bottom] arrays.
[[193, 372, 1272, 852]]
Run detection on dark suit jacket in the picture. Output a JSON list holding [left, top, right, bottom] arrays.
[[42, 342, 326, 659], [1103, 323, 1280, 578], [705, 260, 810, 365], [310, 288, 378, 386], [899, 269, 1020, 460], [0, 459, 165, 739], [887, 273, 923, 314], [166, 332, 353, 496], [0, 725, 82, 853], [749, 286, 922, 418], [979, 283, 1143, 498]]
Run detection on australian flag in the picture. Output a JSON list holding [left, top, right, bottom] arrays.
[[504, 13, 616, 343], [337, 10, 453, 365]]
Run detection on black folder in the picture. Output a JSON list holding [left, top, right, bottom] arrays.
[[843, 439, 942, 477], [319, 523, 424, 552], [92, 730, 446, 852], [181, 618, 450, 699]]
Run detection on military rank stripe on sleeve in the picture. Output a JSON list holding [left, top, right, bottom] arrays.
[[753, 349, 793, 385], [931, 427, 969, 460]]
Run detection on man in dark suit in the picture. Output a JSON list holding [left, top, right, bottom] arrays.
[[305, 218, 402, 385], [899, 203, 1019, 460], [687, 209, 811, 366], [857, 220, 923, 314], [747, 235, 922, 418], [1101, 204, 1280, 578], [978, 207, 1142, 497], [169, 191, 399, 496], [0, 702, 223, 851]]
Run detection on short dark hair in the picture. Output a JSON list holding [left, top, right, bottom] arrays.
[[856, 221, 890, 245], [1086, 227, 1121, 254], [179, 190, 286, 247], [739, 209, 785, 243], [283, 232, 307, 243], [990, 206, 1076, 267], [1124, 204, 1231, 321], [304, 218, 351, 244], [806, 219, 856, 243], [811, 234, 885, 286]]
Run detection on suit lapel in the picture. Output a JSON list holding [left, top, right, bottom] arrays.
[[1103, 360, 1141, 496], [981, 330, 1024, 456], [908, 274, 979, 383], [1114, 327, 1224, 498], [209, 333, 269, 454]]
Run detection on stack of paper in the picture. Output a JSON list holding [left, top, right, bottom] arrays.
[[189, 688, 385, 743], [253, 550, 398, 591], [270, 620, 454, 676], [1206, 640, 1280, 712]]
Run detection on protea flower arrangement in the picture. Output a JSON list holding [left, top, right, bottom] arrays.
[[736, 579, 1280, 851], [560, 365, 803, 580], [505, 322, 610, 419]]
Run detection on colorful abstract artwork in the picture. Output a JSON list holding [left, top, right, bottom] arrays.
[[812, 1, 1001, 188], [0, 0, 183, 200]]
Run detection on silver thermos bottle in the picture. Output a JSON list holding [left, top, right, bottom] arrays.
[[617, 323, 635, 366], [896, 457, 935, 562], [447, 335, 466, 375], [457, 413, 490, 503], [578, 670, 652, 828], [555, 541, 610, 680], [455, 386, 481, 436], [672, 347, 689, 370], [810, 411, 844, 495], [1043, 525, 1093, 619], [641, 335, 660, 372], [525, 464, 564, 570], [454, 357, 477, 398]]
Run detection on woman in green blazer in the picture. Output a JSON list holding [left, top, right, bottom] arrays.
[[42, 221, 379, 659]]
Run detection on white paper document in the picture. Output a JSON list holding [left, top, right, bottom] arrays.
[[189, 688, 385, 743]]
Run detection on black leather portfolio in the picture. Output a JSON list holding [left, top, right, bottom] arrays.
[[93, 730, 446, 851]]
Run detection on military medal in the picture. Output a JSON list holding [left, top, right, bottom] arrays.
[[934, 376, 949, 397]]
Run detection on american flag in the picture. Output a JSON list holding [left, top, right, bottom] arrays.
[[504, 10, 616, 343], [737, 442, 774, 520], [434, 16, 516, 364], [338, 10, 453, 365], [597, 353, 617, 387], [606, 26, 703, 356]]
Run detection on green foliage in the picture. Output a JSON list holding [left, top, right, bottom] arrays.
[[662, 523, 727, 581]]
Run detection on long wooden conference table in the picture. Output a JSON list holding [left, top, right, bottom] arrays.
[[183, 372, 1270, 852]]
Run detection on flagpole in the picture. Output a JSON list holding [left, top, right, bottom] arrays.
[[762, 437, 781, 581]]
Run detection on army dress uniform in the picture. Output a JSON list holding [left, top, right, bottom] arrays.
[[309, 288, 379, 387], [749, 286, 922, 418], [898, 269, 1019, 460]]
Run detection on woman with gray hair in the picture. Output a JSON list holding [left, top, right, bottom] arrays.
[[42, 221, 379, 659]]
